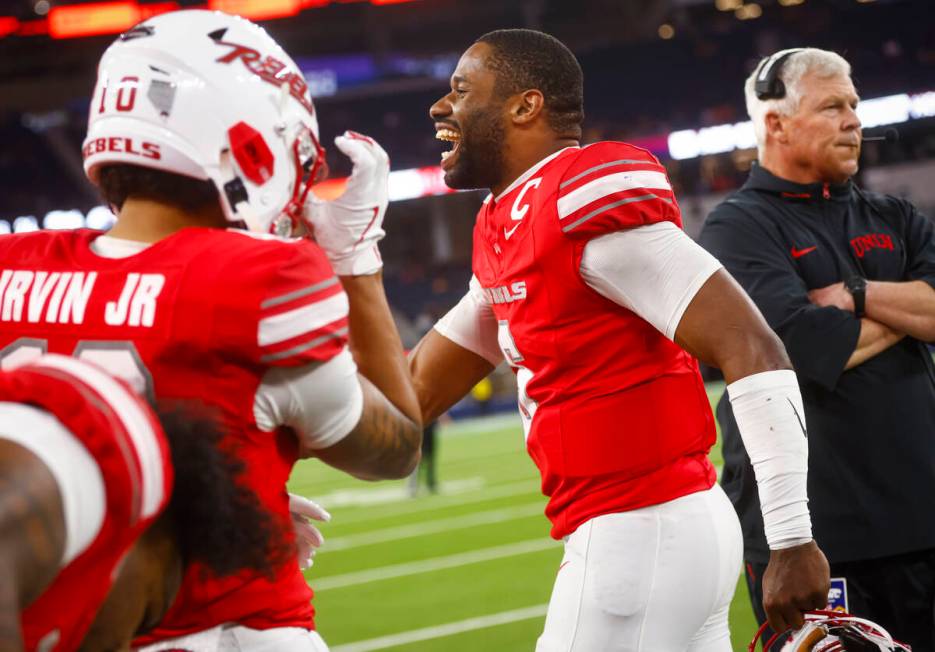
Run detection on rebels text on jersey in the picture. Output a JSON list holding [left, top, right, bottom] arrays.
[[473, 142, 717, 539], [0, 227, 349, 638], [1, 356, 171, 651]]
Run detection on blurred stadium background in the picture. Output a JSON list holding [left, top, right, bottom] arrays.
[[1, 0, 933, 648]]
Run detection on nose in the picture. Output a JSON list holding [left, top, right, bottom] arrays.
[[429, 94, 451, 121], [843, 104, 861, 132]]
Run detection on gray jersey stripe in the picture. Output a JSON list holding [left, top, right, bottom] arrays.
[[559, 159, 650, 189], [561, 193, 671, 233], [259, 326, 349, 363], [261, 276, 340, 309]]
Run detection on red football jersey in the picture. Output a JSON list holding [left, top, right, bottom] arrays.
[[0, 355, 172, 651], [472, 142, 717, 539], [0, 227, 349, 640]]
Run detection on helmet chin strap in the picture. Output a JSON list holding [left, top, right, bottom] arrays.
[[219, 147, 265, 232]]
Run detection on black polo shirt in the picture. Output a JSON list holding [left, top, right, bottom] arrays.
[[699, 163, 935, 564]]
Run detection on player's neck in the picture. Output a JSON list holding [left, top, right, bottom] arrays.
[[106, 197, 228, 244], [493, 138, 578, 197], [759, 150, 832, 186]]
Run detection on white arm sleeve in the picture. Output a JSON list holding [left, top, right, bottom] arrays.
[[579, 222, 723, 339], [433, 275, 503, 366], [254, 348, 364, 450], [727, 370, 813, 550], [0, 402, 105, 566]]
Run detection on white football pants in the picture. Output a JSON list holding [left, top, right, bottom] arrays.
[[536, 484, 743, 652], [136, 625, 329, 652]]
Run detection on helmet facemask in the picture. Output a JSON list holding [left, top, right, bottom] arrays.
[[275, 121, 326, 237]]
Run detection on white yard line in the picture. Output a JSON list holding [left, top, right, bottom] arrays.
[[314, 539, 560, 591], [333, 478, 541, 525], [329, 604, 549, 652], [302, 477, 486, 510], [290, 413, 526, 499], [440, 413, 523, 437], [325, 502, 545, 551]]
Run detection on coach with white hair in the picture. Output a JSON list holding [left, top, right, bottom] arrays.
[[700, 48, 935, 648]]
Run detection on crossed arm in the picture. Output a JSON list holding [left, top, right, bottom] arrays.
[[808, 280, 935, 368], [701, 203, 935, 383]]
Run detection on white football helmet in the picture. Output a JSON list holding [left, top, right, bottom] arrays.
[[82, 9, 324, 234], [750, 610, 912, 652]]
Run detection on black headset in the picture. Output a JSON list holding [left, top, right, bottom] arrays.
[[753, 48, 806, 100]]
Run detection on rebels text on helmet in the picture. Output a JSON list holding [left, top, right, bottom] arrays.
[[82, 137, 161, 162], [213, 39, 314, 116]]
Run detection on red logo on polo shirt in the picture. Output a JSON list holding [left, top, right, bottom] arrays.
[[850, 233, 894, 258]]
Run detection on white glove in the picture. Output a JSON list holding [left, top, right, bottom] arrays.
[[305, 131, 389, 276], [289, 493, 331, 570]]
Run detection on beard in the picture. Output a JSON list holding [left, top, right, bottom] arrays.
[[444, 106, 506, 191]]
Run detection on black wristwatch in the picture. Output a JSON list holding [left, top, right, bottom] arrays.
[[845, 275, 868, 317]]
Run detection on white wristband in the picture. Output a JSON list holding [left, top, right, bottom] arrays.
[[727, 369, 813, 550]]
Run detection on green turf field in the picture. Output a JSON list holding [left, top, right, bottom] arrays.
[[288, 381, 759, 651]]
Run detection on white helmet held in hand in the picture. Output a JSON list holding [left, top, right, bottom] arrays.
[[82, 9, 324, 234], [749, 610, 911, 651]]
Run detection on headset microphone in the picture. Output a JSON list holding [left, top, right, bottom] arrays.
[[862, 128, 899, 143]]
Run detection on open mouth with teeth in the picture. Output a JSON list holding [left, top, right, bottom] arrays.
[[436, 128, 461, 169]]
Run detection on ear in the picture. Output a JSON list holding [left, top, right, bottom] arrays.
[[509, 89, 545, 126], [764, 110, 790, 145]]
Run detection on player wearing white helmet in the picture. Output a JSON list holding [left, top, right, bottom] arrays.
[[82, 9, 385, 264], [0, 9, 420, 651], [84, 14, 322, 233]]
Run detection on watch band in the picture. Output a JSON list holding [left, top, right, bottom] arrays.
[[846, 276, 867, 318], [852, 286, 866, 317]]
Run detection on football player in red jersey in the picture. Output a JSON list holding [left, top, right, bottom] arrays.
[[0, 354, 283, 651], [410, 29, 830, 649], [0, 9, 421, 651]]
